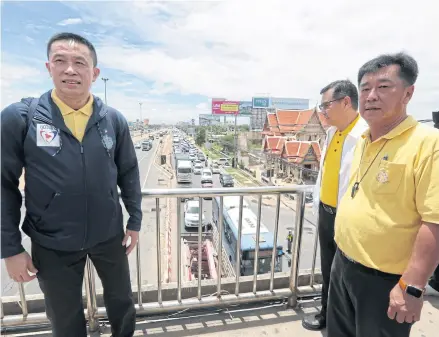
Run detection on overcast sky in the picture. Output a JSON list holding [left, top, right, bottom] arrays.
[[1, 0, 438, 124]]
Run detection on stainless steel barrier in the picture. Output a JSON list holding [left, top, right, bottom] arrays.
[[2, 185, 318, 330]]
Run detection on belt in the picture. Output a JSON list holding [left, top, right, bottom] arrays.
[[321, 202, 336, 215], [338, 249, 401, 279]]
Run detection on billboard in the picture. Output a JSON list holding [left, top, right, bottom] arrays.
[[143, 119, 149, 125], [271, 97, 309, 110], [252, 97, 309, 110], [199, 114, 221, 126], [252, 97, 271, 108], [211, 100, 240, 115], [238, 101, 253, 116]]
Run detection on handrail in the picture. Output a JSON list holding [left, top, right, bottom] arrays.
[[2, 186, 321, 332]]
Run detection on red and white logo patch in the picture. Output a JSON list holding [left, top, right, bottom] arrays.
[[36, 124, 60, 147]]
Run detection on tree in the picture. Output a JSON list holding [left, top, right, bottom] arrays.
[[195, 127, 206, 146]]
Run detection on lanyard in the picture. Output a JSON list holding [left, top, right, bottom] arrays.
[[351, 140, 389, 198]]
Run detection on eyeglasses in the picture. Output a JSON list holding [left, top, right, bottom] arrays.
[[318, 96, 345, 111]]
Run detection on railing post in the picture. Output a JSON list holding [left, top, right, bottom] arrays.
[[177, 197, 182, 303], [269, 194, 281, 292], [309, 224, 320, 287], [198, 199, 203, 300], [252, 195, 263, 294], [84, 257, 99, 332], [235, 196, 244, 296], [217, 196, 224, 297], [288, 191, 306, 308], [18, 283, 28, 318], [156, 198, 163, 304], [136, 238, 143, 308]]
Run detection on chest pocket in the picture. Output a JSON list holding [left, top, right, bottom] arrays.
[[371, 161, 406, 195]]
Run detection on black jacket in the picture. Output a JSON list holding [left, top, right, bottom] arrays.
[[1, 90, 142, 258]]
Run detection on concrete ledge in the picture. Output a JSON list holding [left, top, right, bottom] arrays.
[[2, 270, 322, 315]]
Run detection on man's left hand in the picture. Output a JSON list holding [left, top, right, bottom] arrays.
[[122, 230, 139, 255], [387, 283, 423, 323]]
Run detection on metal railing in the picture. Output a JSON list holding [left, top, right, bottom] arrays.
[[1, 185, 322, 332]]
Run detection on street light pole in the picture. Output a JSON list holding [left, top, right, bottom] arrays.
[[233, 112, 238, 168], [139, 103, 143, 130], [101, 77, 109, 104]]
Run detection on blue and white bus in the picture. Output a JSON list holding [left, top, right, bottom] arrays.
[[212, 196, 284, 276]]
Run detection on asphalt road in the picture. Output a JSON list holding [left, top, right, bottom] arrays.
[[1, 139, 165, 297], [171, 153, 321, 278]]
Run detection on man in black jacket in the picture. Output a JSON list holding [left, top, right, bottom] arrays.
[[1, 32, 142, 337]]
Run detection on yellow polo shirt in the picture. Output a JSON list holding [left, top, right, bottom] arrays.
[[320, 114, 359, 207], [335, 116, 439, 274], [51, 89, 94, 142]]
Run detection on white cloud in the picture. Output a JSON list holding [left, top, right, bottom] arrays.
[[3, 0, 438, 124], [74, 0, 438, 119], [196, 102, 208, 110], [57, 18, 83, 26]]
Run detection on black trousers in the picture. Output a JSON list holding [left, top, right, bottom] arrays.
[[32, 233, 136, 337], [429, 265, 439, 291], [327, 249, 412, 337], [318, 202, 337, 314]]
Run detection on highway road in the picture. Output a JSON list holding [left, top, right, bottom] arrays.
[[171, 154, 321, 279], [1, 138, 166, 297]]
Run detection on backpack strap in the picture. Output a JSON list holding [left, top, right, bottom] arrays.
[[27, 98, 39, 126], [23, 98, 39, 141]]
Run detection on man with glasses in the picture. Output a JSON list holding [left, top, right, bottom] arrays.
[[302, 80, 367, 330], [327, 53, 439, 337]]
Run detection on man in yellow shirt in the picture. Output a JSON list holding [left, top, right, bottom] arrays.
[[303, 80, 367, 330], [327, 52, 439, 337]]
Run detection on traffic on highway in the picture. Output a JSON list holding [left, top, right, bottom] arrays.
[[170, 129, 321, 275]]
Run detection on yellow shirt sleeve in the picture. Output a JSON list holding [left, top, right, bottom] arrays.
[[415, 145, 439, 224]]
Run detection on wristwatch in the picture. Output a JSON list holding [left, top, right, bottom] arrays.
[[398, 279, 425, 298]]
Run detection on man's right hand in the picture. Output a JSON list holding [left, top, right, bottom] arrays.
[[5, 252, 38, 283]]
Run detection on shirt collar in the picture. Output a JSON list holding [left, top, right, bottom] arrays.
[[51, 89, 94, 117], [361, 115, 418, 141]]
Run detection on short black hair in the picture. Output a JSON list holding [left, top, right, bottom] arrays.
[[47, 32, 98, 67], [357, 52, 418, 87], [320, 79, 359, 111]]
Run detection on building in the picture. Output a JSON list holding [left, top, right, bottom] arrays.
[[261, 108, 328, 184]]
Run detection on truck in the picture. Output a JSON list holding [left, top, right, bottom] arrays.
[[176, 160, 192, 184]]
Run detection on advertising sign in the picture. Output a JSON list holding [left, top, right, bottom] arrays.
[[143, 118, 149, 125], [211, 100, 240, 115], [252, 97, 309, 110], [238, 101, 253, 116], [252, 97, 271, 109], [199, 114, 221, 126], [271, 97, 309, 110]]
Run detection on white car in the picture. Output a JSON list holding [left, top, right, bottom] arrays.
[[184, 200, 205, 228], [211, 163, 220, 174], [189, 154, 197, 161], [201, 169, 213, 183], [193, 163, 203, 175]]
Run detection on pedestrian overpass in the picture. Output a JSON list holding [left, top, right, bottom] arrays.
[[1, 186, 438, 336]]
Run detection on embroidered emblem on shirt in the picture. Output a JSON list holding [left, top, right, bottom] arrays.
[[36, 124, 60, 147], [376, 169, 389, 184]]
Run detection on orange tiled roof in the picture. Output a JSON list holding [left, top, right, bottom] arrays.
[[263, 108, 327, 134], [281, 141, 321, 164], [263, 136, 285, 154], [276, 109, 314, 132]]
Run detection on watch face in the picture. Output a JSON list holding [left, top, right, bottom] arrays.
[[406, 285, 423, 298]]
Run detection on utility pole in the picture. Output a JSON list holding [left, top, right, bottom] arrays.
[[101, 77, 109, 104], [139, 103, 143, 131], [233, 111, 238, 168]]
